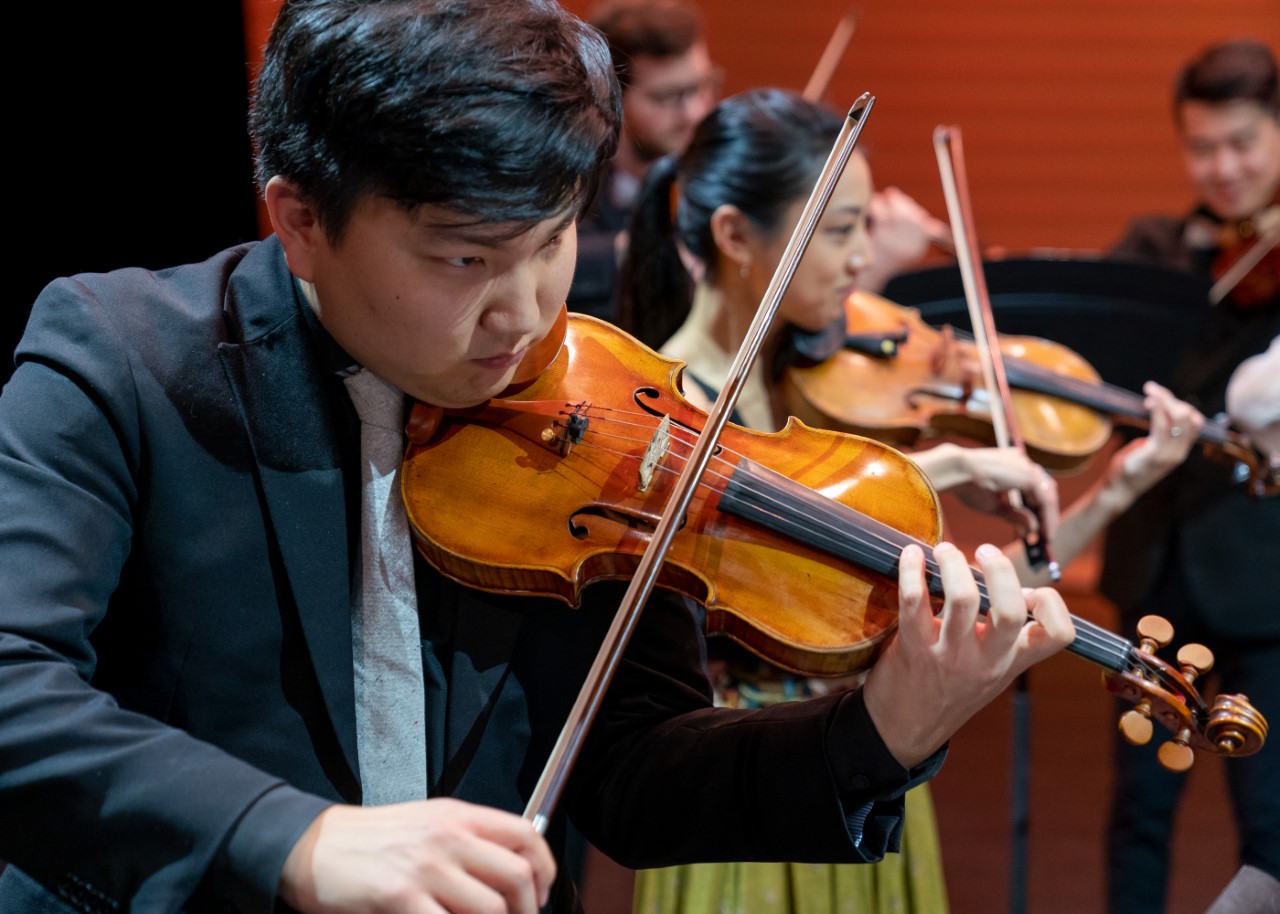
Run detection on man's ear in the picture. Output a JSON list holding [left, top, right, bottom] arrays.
[[709, 204, 759, 274], [264, 175, 324, 281]]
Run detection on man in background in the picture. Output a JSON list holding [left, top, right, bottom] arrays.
[[1101, 37, 1280, 914], [568, 0, 720, 321]]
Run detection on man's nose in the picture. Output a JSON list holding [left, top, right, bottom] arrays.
[[484, 271, 542, 338], [1209, 146, 1243, 181]]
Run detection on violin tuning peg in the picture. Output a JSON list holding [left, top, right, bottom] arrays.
[[1119, 700, 1154, 746], [1157, 728, 1196, 772], [1135, 615, 1175, 653], [1176, 643, 1215, 684]]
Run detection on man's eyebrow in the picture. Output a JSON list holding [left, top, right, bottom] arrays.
[[415, 213, 577, 247]]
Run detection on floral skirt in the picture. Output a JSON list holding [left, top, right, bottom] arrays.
[[632, 651, 949, 914], [631, 785, 948, 914]]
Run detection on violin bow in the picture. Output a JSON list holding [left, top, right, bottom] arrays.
[[932, 126, 1061, 581], [802, 8, 857, 103], [1209, 220, 1280, 306], [522, 94, 878, 834]]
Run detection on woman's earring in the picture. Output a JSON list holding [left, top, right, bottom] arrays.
[[739, 261, 750, 280]]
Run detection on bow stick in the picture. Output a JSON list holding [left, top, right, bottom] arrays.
[[1209, 219, 1280, 306], [802, 9, 857, 103], [932, 125, 1060, 581], [522, 94, 878, 834]]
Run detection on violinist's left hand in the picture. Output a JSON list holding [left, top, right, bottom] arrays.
[[1104, 382, 1204, 507], [862, 542, 1074, 768]]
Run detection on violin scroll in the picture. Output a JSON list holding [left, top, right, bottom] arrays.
[[1108, 614, 1267, 771]]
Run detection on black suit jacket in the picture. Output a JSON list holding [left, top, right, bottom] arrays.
[[0, 238, 930, 913], [1101, 213, 1280, 636]]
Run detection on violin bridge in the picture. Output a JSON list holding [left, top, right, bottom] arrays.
[[637, 415, 672, 493]]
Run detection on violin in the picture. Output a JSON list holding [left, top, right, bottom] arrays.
[[402, 313, 1266, 763], [781, 289, 1279, 496], [1210, 189, 1280, 310]]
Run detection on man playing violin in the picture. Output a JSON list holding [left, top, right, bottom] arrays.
[[1102, 38, 1280, 914], [0, 2, 1073, 912]]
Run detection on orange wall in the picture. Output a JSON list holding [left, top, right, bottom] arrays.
[[244, 0, 1278, 250]]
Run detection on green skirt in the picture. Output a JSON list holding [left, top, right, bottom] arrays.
[[632, 785, 948, 914]]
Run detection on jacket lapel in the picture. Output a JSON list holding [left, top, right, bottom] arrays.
[[217, 238, 360, 786]]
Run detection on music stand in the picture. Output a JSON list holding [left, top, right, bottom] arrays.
[[885, 253, 1213, 914], [884, 254, 1213, 394]]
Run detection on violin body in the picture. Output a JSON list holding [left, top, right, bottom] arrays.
[[403, 314, 941, 677], [783, 290, 1112, 472], [1212, 195, 1280, 310], [400, 313, 1266, 759]]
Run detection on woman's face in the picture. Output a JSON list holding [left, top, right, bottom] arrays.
[[750, 152, 873, 333]]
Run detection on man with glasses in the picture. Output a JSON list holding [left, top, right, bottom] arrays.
[[569, 0, 721, 322]]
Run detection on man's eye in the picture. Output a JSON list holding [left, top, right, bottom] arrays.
[[444, 256, 484, 268]]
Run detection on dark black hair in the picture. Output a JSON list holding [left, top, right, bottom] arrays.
[[1175, 39, 1278, 117], [588, 0, 704, 90], [251, 0, 621, 242], [617, 88, 843, 349]]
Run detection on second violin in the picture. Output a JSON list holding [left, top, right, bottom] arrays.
[[782, 289, 1277, 495]]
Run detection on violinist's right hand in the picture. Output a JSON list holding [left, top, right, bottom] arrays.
[[862, 542, 1073, 768], [279, 798, 556, 914], [860, 187, 951, 293], [911, 443, 1060, 545]]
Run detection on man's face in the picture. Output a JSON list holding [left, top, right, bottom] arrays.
[[298, 196, 576, 408], [1178, 99, 1280, 222], [621, 42, 719, 165]]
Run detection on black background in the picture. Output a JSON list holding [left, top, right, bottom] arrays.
[[6, 5, 260, 384]]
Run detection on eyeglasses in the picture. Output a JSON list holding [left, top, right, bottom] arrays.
[[636, 67, 725, 112]]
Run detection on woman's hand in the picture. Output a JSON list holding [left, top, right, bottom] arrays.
[[912, 442, 1060, 544], [1105, 382, 1203, 507]]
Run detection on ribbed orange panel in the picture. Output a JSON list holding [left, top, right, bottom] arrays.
[[246, 1, 1277, 251], [563, 0, 1278, 252], [243, 0, 282, 238]]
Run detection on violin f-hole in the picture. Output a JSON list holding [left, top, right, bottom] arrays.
[[568, 504, 684, 540]]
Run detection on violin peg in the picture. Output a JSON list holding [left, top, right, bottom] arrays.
[[1157, 729, 1196, 773], [1136, 615, 1175, 653], [1119, 700, 1154, 746], [1176, 643, 1215, 684]]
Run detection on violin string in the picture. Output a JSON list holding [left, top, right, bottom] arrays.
[[575, 407, 1107, 643], [593, 412, 1192, 706], [537, 399, 1172, 691], [948, 330, 1237, 444], [943, 331, 1132, 426], [558, 406, 1181, 689]]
